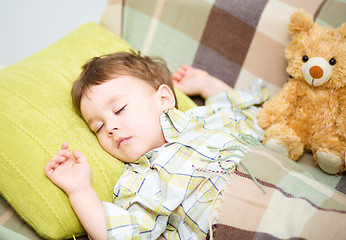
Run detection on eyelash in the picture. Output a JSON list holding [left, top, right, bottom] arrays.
[[115, 104, 127, 115], [96, 125, 104, 134], [95, 104, 127, 133]]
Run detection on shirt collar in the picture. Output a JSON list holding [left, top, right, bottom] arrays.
[[160, 108, 190, 143]]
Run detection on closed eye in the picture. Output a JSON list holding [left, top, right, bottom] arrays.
[[115, 104, 127, 115], [96, 124, 104, 133], [95, 105, 127, 133]]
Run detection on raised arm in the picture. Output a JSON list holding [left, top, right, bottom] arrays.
[[45, 142, 107, 240], [172, 65, 232, 99]]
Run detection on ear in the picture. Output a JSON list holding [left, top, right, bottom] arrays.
[[156, 84, 176, 112], [338, 22, 346, 39], [288, 9, 314, 36]]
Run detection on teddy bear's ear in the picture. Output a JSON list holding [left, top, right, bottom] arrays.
[[288, 9, 314, 36], [338, 23, 346, 39]]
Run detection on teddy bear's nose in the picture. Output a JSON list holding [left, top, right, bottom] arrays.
[[309, 66, 323, 79]]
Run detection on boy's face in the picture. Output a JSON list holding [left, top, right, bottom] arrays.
[[80, 76, 171, 163]]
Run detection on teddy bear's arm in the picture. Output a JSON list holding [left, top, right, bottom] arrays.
[[336, 88, 346, 138], [257, 81, 299, 129]]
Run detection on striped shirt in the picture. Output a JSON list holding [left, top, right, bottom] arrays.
[[102, 80, 269, 239]]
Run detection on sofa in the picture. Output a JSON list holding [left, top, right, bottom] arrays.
[[0, 0, 345, 239]]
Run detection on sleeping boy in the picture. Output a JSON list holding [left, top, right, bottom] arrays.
[[44, 51, 270, 239]]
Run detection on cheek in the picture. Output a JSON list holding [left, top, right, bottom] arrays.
[[126, 103, 162, 128], [127, 113, 163, 141], [97, 135, 114, 154]]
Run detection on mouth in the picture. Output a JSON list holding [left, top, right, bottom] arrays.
[[116, 137, 131, 149]]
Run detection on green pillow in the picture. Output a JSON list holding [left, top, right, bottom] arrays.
[[0, 22, 130, 239], [0, 22, 196, 239]]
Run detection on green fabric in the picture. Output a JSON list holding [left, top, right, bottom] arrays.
[[175, 87, 197, 111], [316, 0, 346, 28], [0, 22, 131, 239], [0, 226, 30, 240]]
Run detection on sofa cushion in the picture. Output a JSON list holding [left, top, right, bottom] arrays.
[[101, 0, 327, 100], [100, 0, 346, 192]]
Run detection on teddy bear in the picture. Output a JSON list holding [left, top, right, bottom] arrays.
[[256, 9, 346, 174]]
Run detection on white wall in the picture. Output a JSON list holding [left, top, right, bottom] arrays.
[[0, 0, 107, 66]]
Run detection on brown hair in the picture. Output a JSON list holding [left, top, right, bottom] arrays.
[[72, 51, 177, 115]]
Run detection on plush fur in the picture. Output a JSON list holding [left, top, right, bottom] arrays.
[[257, 10, 346, 174]]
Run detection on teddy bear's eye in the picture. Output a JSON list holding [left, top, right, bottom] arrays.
[[329, 58, 336, 66], [302, 55, 309, 62]]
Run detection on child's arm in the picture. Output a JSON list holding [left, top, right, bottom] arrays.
[[172, 64, 232, 99], [45, 142, 108, 240]]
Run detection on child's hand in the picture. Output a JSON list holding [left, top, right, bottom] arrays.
[[172, 65, 209, 97], [45, 142, 91, 195], [172, 64, 232, 99]]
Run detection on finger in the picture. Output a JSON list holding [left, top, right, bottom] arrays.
[[61, 141, 69, 150], [73, 149, 88, 164], [172, 79, 183, 89], [50, 155, 67, 167], [176, 68, 186, 76], [172, 72, 182, 81], [180, 64, 190, 74], [172, 65, 188, 79], [45, 155, 65, 175], [181, 64, 189, 69], [177, 66, 191, 80], [178, 64, 189, 72], [57, 149, 72, 159]]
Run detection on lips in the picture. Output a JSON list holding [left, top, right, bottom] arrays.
[[116, 137, 131, 148]]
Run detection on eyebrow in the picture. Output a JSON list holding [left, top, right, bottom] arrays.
[[85, 94, 126, 126], [106, 95, 125, 106]]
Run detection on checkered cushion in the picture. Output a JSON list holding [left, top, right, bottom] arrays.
[[102, 0, 332, 98]]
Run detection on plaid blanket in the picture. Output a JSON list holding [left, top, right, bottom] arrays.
[[211, 145, 346, 240]]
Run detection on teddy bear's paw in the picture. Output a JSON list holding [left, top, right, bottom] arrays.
[[316, 151, 342, 174], [264, 139, 289, 157]]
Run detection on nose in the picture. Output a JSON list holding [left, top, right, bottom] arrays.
[[309, 65, 323, 79], [104, 116, 119, 136], [302, 57, 332, 87], [106, 122, 118, 136], [107, 127, 118, 136]]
